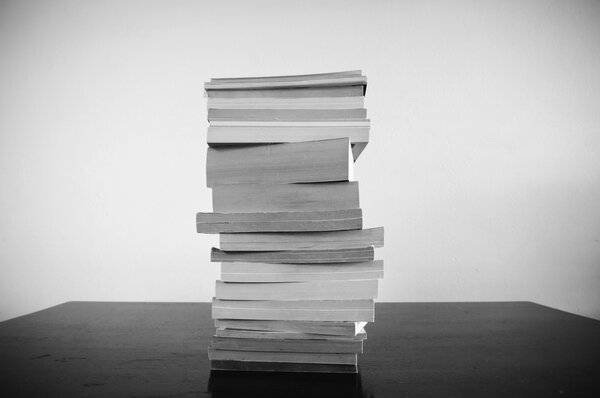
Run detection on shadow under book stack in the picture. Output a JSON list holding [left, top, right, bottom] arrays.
[[197, 70, 384, 373]]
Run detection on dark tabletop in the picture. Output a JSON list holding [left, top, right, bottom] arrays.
[[0, 301, 598, 397]]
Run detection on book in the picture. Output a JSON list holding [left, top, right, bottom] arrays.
[[196, 209, 362, 233], [206, 126, 368, 160], [219, 227, 384, 251], [206, 138, 353, 187], [211, 298, 374, 322], [220, 260, 384, 282], [214, 328, 367, 341], [211, 246, 375, 264], [207, 108, 367, 121], [209, 70, 363, 84], [211, 336, 363, 354], [209, 120, 369, 127], [207, 96, 365, 110], [204, 75, 366, 90], [206, 85, 364, 99], [208, 348, 357, 365], [209, 360, 357, 374], [214, 279, 378, 301], [214, 319, 367, 336], [211, 182, 360, 213]]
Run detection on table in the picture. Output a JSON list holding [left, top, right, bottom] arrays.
[[0, 301, 598, 397]]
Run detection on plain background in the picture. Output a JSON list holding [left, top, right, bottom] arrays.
[[1, 0, 599, 322]]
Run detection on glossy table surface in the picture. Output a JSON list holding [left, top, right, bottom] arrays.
[[0, 301, 599, 397]]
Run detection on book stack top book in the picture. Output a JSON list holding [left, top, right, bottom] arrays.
[[197, 70, 383, 374]]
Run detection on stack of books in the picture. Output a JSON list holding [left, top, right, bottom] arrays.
[[197, 70, 384, 373]]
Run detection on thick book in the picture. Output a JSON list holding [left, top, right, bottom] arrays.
[[204, 75, 366, 91], [211, 247, 374, 264], [206, 85, 364, 99], [206, 138, 353, 187], [210, 360, 357, 374], [208, 348, 357, 365], [196, 209, 362, 233], [212, 298, 374, 322], [207, 126, 368, 161], [214, 319, 367, 336], [207, 96, 364, 110], [219, 227, 384, 251], [207, 108, 367, 121], [211, 336, 363, 354], [214, 328, 367, 341], [214, 279, 378, 301], [211, 182, 360, 213], [220, 260, 384, 282]]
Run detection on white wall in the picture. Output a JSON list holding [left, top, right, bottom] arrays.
[[1, 0, 599, 322]]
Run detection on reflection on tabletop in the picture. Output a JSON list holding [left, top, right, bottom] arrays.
[[208, 370, 372, 398]]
